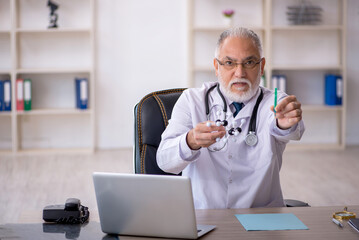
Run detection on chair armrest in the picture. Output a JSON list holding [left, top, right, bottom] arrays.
[[284, 199, 310, 207]]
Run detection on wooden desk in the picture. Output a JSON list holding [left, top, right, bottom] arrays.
[[196, 206, 359, 240], [15, 205, 359, 239]]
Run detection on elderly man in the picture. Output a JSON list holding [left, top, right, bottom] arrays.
[[156, 27, 305, 209]]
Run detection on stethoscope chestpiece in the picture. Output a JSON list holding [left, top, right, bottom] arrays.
[[245, 131, 258, 146]]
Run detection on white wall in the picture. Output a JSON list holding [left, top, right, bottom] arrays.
[[95, 0, 359, 149], [96, 0, 187, 148], [346, 0, 359, 145]]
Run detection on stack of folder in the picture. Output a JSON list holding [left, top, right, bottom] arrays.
[[16, 78, 32, 111], [272, 75, 287, 92]]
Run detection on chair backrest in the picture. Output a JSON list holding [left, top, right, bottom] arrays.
[[134, 88, 186, 174]]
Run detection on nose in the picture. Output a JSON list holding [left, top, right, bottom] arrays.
[[234, 64, 246, 78]]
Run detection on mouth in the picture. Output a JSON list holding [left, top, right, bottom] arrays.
[[231, 82, 248, 91]]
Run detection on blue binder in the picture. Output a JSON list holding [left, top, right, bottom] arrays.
[[0, 80, 4, 111], [75, 78, 88, 109], [325, 74, 342, 106], [3, 80, 11, 111]]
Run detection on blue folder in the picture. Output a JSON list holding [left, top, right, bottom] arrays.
[[235, 213, 309, 231], [3, 79, 11, 111], [75, 78, 88, 109], [325, 74, 342, 106]]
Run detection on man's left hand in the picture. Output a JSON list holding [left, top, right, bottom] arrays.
[[271, 95, 302, 130]]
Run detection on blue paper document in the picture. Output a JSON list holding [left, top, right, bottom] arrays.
[[235, 213, 309, 231]]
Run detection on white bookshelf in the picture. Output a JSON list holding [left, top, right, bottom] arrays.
[[0, 0, 95, 153], [188, 0, 347, 149]]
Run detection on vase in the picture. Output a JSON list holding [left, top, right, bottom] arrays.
[[222, 16, 233, 28]]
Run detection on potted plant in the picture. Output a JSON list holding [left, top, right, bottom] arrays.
[[222, 9, 235, 27]]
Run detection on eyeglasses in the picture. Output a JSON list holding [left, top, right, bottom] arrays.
[[216, 58, 262, 70]]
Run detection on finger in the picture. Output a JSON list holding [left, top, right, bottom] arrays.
[[277, 106, 302, 118], [200, 121, 226, 132], [283, 116, 302, 125], [270, 105, 275, 112], [284, 108, 302, 118], [277, 116, 302, 129], [194, 127, 226, 143], [276, 99, 301, 114], [275, 95, 297, 112], [281, 102, 302, 116]]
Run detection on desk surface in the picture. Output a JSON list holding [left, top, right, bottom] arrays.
[[7, 205, 359, 240]]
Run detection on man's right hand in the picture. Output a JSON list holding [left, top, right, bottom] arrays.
[[186, 121, 226, 150]]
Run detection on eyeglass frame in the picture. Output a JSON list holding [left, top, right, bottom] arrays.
[[216, 57, 263, 70]]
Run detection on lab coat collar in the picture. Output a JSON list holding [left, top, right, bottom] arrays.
[[209, 83, 261, 119]]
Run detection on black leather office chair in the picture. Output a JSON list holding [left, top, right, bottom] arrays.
[[134, 88, 309, 207], [134, 88, 186, 175]]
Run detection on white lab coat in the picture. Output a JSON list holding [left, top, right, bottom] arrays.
[[157, 82, 305, 209]]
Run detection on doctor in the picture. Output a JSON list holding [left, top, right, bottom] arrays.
[[156, 27, 305, 209]]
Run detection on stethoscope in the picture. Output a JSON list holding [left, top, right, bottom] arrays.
[[205, 83, 263, 150]]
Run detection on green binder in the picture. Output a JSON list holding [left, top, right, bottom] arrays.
[[24, 78, 32, 111]]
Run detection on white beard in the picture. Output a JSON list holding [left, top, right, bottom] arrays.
[[218, 68, 261, 103]]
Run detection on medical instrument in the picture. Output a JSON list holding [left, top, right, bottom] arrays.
[[204, 83, 263, 150], [333, 207, 356, 221], [332, 218, 343, 228], [274, 87, 277, 116]]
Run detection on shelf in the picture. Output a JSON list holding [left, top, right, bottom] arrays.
[[302, 105, 343, 112], [287, 143, 344, 151], [16, 28, 91, 34], [188, 0, 347, 148], [14, 148, 94, 155], [16, 108, 93, 116], [0, 112, 12, 117], [16, 68, 92, 74], [271, 25, 343, 31], [0, 149, 12, 155], [194, 66, 343, 72], [193, 26, 265, 32], [271, 66, 343, 71], [0, 0, 95, 153]]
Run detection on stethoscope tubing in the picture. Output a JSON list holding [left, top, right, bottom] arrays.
[[205, 83, 263, 135]]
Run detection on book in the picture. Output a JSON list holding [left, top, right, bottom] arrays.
[[0, 80, 4, 111], [278, 75, 287, 93], [16, 79, 24, 111], [271, 75, 278, 90], [260, 73, 266, 88], [349, 218, 359, 233], [271, 75, 287, 92], [3, 80, 11, 111], [325, 74, 342, 106], [24, 78, 32, 111], [75, 78, 88, 109]]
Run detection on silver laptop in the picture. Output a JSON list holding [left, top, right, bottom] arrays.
[[93, 172, 215, 239]]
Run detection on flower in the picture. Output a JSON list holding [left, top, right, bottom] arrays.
[[223, 9, 235, 18]]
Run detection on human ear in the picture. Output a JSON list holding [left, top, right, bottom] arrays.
[[214, 58, 219, 76], [260, 57, 266, 76]]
